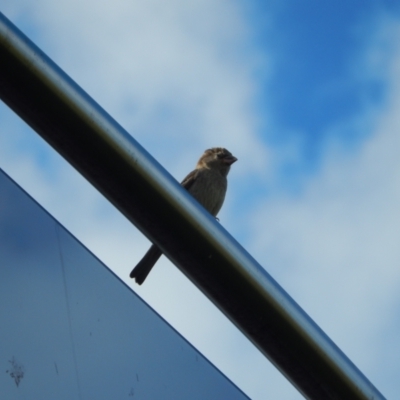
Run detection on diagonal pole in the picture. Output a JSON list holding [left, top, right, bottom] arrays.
[[0, 12, 385, 399]]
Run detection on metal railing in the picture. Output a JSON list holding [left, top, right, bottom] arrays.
[[0, 12, 385, 399]]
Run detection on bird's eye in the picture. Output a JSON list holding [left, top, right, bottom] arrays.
[[217, 153, 225, 159]]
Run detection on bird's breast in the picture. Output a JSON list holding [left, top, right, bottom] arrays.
[[188, 170, 227, 217]]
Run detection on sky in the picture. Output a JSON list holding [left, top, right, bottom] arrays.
[[1, 1, 400, 398]]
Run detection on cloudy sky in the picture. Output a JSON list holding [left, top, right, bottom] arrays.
[[1, 1, 400, 398]]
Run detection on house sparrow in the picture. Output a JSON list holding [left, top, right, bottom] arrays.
[[130, 147, 237, 285]]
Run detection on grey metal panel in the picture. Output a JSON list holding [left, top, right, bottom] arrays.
[[0, 13, 385, 399], [0, 169, 248, 399]]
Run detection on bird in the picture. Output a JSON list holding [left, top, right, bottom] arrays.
[[130, 147, 237, 285]]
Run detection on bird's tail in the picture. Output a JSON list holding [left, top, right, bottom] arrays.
[[130, 245, 162, 285]]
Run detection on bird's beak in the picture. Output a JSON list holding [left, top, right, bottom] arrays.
[[223, 155, 238, 165]]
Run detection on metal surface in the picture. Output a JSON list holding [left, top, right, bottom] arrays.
[[0, 168, 248, 400], [0, 12, 385, 399]]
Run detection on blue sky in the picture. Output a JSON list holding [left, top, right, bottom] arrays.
[[250, 3, 394, 177], [2, 1, 400, 398]]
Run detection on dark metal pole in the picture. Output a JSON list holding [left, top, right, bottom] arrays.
[[0, 13, 385, 399]]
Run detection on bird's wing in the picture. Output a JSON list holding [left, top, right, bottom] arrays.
[[180, 169, 199, 191]]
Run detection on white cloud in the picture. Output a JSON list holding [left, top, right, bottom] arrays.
[[248, 16, 400, 399], [4, 0, 269, 175]]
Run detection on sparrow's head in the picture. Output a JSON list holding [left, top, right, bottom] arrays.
[[197, 147, 237, 175]]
